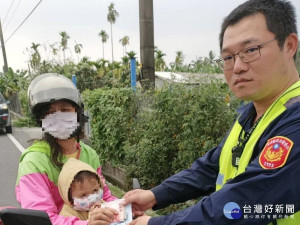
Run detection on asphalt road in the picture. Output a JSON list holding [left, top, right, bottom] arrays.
[[0, 127, 42, 207]]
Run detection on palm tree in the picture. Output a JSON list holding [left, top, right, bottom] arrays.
[[191, 57, 204, 73], [119, 36, 129, 56], [30, 42, 41, 72], [74, 42, 83, 63], [175, 51, 184, 70], [126, 50, 136, 59], [98, 30, 109, 59], [155, 49, 166, 71], [59, 31, 70, 64], [109, 61, 122, 78], [97, 58, 109, 76], [107, 2, 119, 64], [50, 43, 58, 57], [208, 50, 216, 64], [121, 56, 130, 70], [123, 51, 136, 72]]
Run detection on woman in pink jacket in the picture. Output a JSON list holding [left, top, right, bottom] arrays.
[[16, 73, 118, 225]]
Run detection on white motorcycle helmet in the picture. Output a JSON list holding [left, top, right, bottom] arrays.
[[28, 73, 87, 139], [28, 73, 83, 117]]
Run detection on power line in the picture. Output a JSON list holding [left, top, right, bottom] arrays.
[[4, 0, 22, 32], [5, 0, 43, 44], [2, 0, 15, 25]]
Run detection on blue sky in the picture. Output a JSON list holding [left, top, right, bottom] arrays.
[[0, 0, 300, 71]]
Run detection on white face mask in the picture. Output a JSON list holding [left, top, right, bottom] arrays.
[[73, 189, 103, 211], [42, 111, 79, 139]]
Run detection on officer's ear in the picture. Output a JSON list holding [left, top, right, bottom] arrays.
[[284, 33, 298, 60]]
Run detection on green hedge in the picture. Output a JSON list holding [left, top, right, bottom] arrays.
[[83, 87, 137, 166], [83, 79, 240, 190]]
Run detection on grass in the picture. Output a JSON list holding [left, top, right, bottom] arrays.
[[107, 181, 126, 198], [12, 118, 36, 127]]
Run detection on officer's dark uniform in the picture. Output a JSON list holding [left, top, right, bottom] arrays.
[[148, 82, 300, 225]]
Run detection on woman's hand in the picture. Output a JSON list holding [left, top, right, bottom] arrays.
[[88, 207, 119, 225]]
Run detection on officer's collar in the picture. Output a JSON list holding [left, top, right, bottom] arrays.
[[237, 102, 257, 126]]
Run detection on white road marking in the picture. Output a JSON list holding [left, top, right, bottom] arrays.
[[7, 134, 25, 153]]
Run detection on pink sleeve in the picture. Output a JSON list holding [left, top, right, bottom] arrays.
[[97, 167, 118, 202], [16, 173, 88, 225]]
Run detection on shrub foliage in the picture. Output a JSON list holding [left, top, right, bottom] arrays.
[[83, 87, 136, 165], [83, 79, 239, 189]]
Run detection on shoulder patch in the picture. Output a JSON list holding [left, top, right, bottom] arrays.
[[259, 136, 293, 169]]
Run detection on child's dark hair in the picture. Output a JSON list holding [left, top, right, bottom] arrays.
[[68, 171, 101, 204]]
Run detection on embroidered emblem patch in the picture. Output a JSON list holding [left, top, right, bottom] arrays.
[[259, 136, 293, 169]]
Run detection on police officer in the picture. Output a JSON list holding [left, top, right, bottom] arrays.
[[122, 0, 300, 224]]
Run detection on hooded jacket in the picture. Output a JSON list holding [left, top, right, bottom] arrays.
[[58, 158, 104, 220]]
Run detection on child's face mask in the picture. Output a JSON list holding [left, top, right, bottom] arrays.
[[42, 111, 79, 139], [73, 189, 103, 211]]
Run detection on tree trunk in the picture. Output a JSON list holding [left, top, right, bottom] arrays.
[[102, 42, 105, 59], [8, 92, 22, 116], [110, 23, 114, 63], [139, 0, 155, 88]]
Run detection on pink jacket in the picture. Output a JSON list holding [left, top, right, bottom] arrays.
[[16, 141, 117, 225]]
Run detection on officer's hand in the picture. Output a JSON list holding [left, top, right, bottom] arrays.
[[121, 189, 156, 217], [128, 215, 151, 225]]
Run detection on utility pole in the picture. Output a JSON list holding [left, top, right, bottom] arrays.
[[139, 0, 155, 88], [0, 19, 8, 73]]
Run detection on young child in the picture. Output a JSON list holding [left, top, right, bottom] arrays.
[[58, 158, 105, 220]]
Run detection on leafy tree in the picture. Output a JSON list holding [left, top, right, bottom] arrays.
[[30, 42, 41, 72], [208, 50, 216, 64], [49, 42, 60, 63], [38, 60, 53, 74], [98, 30, 109, 59], [81, 56, 90, 64], [155, 49, 166, 71], [119, 36, 129, 56], [59, 31, 70, 64], [109, 61, 122, 78], [74, 42, 83, 63], [174, 51, 184, 70], [75, 61, 99, 92], [121, 56, 130, 64], [97, 58, 110, 76], [121, 56, 130, 70], [50, 43, 58, 55], [126, 50, 136, 59], [0, 68, 27, 115], [107, 2, 119, 63]]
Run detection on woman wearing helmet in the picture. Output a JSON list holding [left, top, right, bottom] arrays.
[[16, 73, 118, 225]]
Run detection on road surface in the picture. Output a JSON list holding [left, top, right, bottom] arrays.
[[0, 127, 42, 207]]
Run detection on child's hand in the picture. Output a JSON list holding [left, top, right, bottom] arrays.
[[90, 201, 103, 212], [88, 207, 118, 225]]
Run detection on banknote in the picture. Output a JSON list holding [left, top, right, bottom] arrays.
[[101, 199, 132, 225]]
